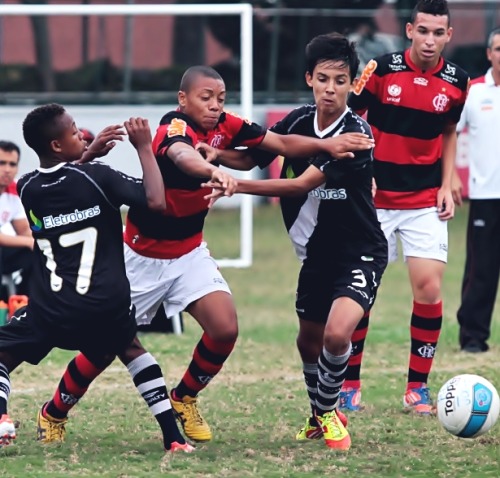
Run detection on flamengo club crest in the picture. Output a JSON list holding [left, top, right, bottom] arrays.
[[432, 93, 449, 112]]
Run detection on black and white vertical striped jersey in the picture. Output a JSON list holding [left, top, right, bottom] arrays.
[[251, 104, 387, 267], [17, 161, 149, 330]]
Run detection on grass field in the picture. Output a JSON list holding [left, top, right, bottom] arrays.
[[1, 202, 499, 477]]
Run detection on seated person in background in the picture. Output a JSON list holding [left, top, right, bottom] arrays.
[[0, 141, 33, 299]]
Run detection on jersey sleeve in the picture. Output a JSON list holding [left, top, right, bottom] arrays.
[[247, 112, 294, 169], [225, 112, 267, 149], [447, 76, 470, 126], [312, 116, 373, 181], [87, 162, 149, 209], [153, 114, 197, 158], [348, 58, 381, 115], [312, 150, 372, 183]]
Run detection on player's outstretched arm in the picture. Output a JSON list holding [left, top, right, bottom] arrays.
[[125, 117, 165, 212], [260, 130, 374, 159], [203, 165, 324, 200], [76, 124, 126, 164], [196, 142, 255, 171], [168, 142, 238, 195]]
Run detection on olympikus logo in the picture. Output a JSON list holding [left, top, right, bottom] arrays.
[[353, 59, 377, 95]]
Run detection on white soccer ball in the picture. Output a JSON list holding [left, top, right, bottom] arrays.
[[437, 374, 500, 438]]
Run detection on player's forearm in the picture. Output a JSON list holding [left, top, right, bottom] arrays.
[[0, 233, 34, 249], [236, 178, 305, 197], [215, 149, 256, 171], [261, 133, 322, 157], [138, 145, 166, 211], [174, 149, 222, 178]]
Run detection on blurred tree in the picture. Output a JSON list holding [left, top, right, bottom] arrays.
[[173, 0, 205, 67], [174, 0, 384, 91], [22, 0, 55, 92]]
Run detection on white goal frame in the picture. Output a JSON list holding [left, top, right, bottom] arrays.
[[0, 3, 255, 268]]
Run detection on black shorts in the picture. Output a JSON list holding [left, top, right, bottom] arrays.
[[295, 260, 386, 324], [0, 305, 137, 365]]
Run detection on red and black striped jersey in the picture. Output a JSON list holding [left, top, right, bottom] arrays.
[[124, 110, 266, 259], [348, 49, 469, 209]]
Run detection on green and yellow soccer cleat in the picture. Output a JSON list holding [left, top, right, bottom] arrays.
[[315, 410, 351, 450]]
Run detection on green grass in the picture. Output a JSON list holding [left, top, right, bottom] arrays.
[[2, 202, 499, 477]]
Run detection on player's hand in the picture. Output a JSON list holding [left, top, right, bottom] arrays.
[[86, 124, 125, 158], [196, 142, 219, 163], [209, 169, 238, 197], [201, 180, 226, 208], [451, 168, 463, 207], [124, 117, 153, 150], [437, 187, 455, 221], [323, 133, 375, 159]]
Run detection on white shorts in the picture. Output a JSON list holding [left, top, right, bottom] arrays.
[[377, 207, 448, 263], [124, 242, 231, 325]]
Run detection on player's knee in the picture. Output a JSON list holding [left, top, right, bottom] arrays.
[[296, 335, 321, 362], [323, 328, 351, 356], [414, 280, 441, 303]]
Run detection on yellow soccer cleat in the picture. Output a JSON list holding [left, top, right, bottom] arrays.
[[315, 410, 351, 451], [170, 393, 212, 442], [37, 405, 67, 443], [296, 416, 323, 440]]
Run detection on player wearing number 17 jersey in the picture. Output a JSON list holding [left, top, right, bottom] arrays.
[[0, 104, 192, 453]]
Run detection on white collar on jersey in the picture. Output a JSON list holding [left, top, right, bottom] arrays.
[[313, 106, 349, 138], [38, 162, 67, 173]]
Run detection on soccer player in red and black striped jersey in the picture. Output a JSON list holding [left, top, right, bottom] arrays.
[[348, 0, 469, 414]]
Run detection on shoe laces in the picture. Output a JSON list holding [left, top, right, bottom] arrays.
[[45, 417, 66, 441], [181, 398, 205, 425], [319, 411, 343, 435]]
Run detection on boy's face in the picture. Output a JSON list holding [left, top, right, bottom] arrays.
[[306, 60, 353, 116], [52, 112, 87, 161], [406, 13, 452, 68], [178, 74, 226, 133], [0, 148, 19, 190]]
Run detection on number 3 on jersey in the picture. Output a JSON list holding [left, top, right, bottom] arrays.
[[37, 227, 97, 295]]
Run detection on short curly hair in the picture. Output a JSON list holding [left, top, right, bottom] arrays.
[[22, 103, 67, 156]]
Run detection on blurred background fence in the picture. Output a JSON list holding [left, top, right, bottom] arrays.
[[0, 0, 498, 106]]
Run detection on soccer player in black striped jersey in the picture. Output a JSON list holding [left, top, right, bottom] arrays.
[[0, 105, 193, 453], [202, 32, 388, 451], [348, 0, 469, 414]]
